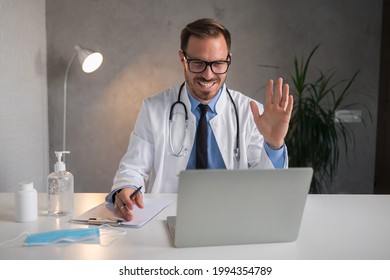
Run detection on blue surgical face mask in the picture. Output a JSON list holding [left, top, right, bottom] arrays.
[[25, 228, 100, 246], [0, 225, 126, 248]]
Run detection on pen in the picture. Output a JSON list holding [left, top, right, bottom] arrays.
[[130, 186, 143, 200]]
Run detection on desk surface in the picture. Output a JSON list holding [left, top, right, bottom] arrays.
[[0, 193, 389, 260]]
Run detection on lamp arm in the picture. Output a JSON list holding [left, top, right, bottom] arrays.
[[63, 51, 78, 152]]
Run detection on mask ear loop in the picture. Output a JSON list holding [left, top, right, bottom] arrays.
[[0, 231, 30, 248], [98, 224, 126, 246]]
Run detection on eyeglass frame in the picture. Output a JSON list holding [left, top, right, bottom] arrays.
[[181, 51, 231, 74]]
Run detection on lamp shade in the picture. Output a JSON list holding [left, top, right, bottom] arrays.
[[74, 44, 103, 73]]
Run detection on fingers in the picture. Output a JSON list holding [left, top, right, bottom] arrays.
[[265, 79, 273, 107], [134, 191, 144, 209], [114, 188, 144, 221], [275, 77, 283, 104], [116, 188, 135, 210], [250, 100, 260, 121], [114, 203, 133, 221], [286, 95, 294, 115], [279, 83, 289, 110], [266, 77, 290, 109]]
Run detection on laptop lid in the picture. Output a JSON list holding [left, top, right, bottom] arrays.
[[167, 168, 313, 248]]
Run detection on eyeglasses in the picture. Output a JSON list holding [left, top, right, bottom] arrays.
[[182, 52, 231, 74]]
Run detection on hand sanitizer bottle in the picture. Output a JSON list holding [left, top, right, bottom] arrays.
[[47, 151, 74, 216]]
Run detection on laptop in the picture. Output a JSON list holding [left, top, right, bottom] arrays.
[[167, 168, 313, 248]]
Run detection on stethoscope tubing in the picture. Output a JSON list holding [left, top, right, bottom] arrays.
[[169, 82, 240, 161]]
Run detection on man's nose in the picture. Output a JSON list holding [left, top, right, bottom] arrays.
[[201, 64, 215, 79]]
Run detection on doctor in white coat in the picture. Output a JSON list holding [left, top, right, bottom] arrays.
[[107, 18, 293, 221]]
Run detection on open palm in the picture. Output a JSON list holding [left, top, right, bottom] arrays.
[[250, 78, 293, 149]]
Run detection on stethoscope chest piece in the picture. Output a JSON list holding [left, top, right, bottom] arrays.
[[169, 107, 188, 156]]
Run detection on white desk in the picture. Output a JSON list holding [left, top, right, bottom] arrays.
[[0, 193, 389, 260]]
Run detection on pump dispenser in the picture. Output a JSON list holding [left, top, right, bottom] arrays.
[[54, 151, 67, 172], [47, 151, 74, 216]]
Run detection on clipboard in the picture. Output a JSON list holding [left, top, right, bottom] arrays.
[[71, 198, 172, 228]]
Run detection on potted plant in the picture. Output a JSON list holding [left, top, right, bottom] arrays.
[[286, 45, 368, 193]]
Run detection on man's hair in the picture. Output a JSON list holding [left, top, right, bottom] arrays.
[[180, 18, 231, 53]]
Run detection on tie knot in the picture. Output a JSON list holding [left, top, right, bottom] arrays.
[[199, 104, 209, 116]]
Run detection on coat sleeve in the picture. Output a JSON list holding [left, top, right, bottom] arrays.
[[110, 99, 155, 192]]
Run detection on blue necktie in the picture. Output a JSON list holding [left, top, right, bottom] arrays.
[[196, 104, 208, 169]]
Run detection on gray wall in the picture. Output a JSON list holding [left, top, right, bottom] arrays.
[[46, 0, 382, 193], [0, 0, 49, 192]]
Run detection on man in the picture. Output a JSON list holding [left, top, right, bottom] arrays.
[[106, 18, 293, 221]]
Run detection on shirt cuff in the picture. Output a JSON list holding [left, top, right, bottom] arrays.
[[264, 142, 286, 168]]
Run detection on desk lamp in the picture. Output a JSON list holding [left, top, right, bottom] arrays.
[[63, 44, 103, 151]]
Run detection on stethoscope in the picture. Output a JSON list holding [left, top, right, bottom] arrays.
[[169, 82, 240, 161]]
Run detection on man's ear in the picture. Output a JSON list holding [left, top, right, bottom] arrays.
[[178, 50, 185, 62]]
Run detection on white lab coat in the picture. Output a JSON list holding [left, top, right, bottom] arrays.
[[110, 84, 287, 195]]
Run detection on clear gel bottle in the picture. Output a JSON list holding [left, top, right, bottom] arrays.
[[47, 151, 74, 216]]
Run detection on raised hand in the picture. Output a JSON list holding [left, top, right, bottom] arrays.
[[250, 77, 293, 149]]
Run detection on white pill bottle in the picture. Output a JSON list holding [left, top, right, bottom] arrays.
[[15, 182, 38, 222]]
